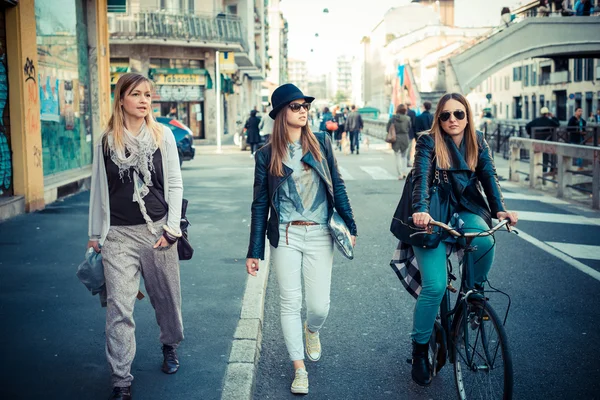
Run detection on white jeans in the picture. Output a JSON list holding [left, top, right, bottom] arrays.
[[271, 223, 334, 361], [394, 148, 409, 177]]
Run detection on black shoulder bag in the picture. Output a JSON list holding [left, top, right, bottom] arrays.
[[148, 185, 194, 261], [390, 163, 451, 249]]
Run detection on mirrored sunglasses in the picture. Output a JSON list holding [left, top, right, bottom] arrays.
[[439, 110, 466, 122], [288, 103, 311, 112]]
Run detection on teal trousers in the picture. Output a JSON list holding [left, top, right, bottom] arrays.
[[411, 211, 495, 344]]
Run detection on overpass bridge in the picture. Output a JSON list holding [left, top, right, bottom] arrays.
[[439, 16, 600, 94]]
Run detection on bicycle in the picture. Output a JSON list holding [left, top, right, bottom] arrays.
[[410, 218, 516, 400]]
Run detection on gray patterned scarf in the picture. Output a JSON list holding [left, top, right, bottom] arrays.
[[107, 122, 160, 234]]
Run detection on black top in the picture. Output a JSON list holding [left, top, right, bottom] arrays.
[[104, 148, 167, 226]]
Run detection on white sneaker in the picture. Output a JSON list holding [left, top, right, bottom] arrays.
[[291, 368, 309, 394], [304, 322, 321, 361]]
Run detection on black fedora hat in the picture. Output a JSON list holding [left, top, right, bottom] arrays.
[[269, 83, 315, 120]]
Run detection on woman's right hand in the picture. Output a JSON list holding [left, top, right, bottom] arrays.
[[412, 212, 433, 228], [246, 258, 260, 276], [87, 240, 101, 253]]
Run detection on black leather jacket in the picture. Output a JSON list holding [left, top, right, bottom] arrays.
[[247, 132, 357, 260], [411, 132, 506, 228]]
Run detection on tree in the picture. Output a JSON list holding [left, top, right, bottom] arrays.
[[334, 90, 347, 105]]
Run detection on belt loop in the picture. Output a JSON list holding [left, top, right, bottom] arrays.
[[285, 222, 291, 245]]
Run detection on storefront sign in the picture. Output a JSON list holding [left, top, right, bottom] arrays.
[[153, 74, 206, 86], [155, 85, 204, 102], [219, 52, 236, 74]]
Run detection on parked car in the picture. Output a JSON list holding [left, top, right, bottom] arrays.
[[156, 117, 195, 165]]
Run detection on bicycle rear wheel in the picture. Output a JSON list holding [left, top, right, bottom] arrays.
[[453, 300, 513, 400]]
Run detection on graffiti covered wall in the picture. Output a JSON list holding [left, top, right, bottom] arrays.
[[35, 0, 92, 176], [0, 9, 12, 196]]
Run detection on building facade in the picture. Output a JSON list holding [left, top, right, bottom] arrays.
[[266, 0, 288, 87], [467, 57, 600, 123], [0, 0, 111, 220], [108, 0, 268, 141], [288, 58, 307, 94], [334, 55, 352, 101]]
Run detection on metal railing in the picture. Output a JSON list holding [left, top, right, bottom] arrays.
[[109, 11, 248, 51]]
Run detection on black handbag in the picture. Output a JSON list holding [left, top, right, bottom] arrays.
[[390, 165, 451, 249], [148, 185, 194, 261]]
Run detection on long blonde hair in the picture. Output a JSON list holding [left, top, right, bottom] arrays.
[[269, 105, 322, 177], [429, 93, 478, 171], [105, 73, 163, 151]]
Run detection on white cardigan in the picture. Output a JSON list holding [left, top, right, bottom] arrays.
[[88, 125, 183, 244]]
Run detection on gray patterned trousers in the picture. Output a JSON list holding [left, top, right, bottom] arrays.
[[102, 218, 183, 387]]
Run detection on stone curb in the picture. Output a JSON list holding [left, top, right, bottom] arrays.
[[221, 245, 270, 400]]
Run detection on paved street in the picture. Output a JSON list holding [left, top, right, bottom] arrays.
[[0, 145, 255, 400], [1, 138, 600, 399], [254, 140, 600, 399]]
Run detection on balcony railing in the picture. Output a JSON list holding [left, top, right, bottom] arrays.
[[109, 11, 248, 51], [550, 70, 570, 84]]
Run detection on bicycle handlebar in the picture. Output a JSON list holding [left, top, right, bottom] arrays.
[[408, 218, 513, 239]]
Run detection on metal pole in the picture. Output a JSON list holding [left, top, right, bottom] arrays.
[[216, 50, 222, 154]]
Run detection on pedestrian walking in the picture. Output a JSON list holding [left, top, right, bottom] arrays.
[[333, 107, 347, 151], [414, 101, 434, 135], [245, 83, 357, 395], [526, 106, 560, 173], [390, 93, 518, 387], [575, 0, 594, 15], [539, 0, 552, 15], [319, 106, 334, 137], [245, 109, 262, 156], [568, 107, 587, 168], [259, 107, 275, 145], [345, 104, 364, 154], [386, 104, 412, 180], [87, 73, 184, 400], [406, 102, 417, 166]]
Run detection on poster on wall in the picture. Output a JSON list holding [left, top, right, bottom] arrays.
[[39, 75, 60, 122]]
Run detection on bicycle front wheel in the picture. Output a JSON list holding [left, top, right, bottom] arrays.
[[453, 300, 513, 400]]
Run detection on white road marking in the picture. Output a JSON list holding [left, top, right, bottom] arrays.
[[515, 211, 600, 226], [502, 193, 570, 205], [516, 230, 600, 282], [546, 242, 600, 261], [338, 167, 355, 180], [360, 166, 397, 180]]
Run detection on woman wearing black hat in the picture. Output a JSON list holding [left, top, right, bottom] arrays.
[[245, 83, 357, 395]]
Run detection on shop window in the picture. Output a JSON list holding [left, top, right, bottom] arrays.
[[150, 58, 204, 69], [35, 0, 93, 176]]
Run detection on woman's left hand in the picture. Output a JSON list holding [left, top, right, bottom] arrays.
[[153, 236, 171, 248], [497, 211, 518, 226], [351, 235, 356, 247]]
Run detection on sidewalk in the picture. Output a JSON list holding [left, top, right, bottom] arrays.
[[0, 152, 252, 399]]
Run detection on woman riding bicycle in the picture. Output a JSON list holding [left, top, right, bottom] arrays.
[[391, 93, 518, 387]]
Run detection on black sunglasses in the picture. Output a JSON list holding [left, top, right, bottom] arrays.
[[439, 110, 466, 122], [288, 103, 311, 112]]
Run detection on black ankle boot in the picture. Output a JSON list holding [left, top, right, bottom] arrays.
[[411, 340, 432, 386], [162, 345, 180, 374], [109, 386, 131, 400]]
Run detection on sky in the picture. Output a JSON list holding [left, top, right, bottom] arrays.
[[279, 0, 526, 76]]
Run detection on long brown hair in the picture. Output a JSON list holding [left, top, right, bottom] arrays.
[[269, 104, 322, 177], [429, 93, 478, 171], [105, 73, 163, 152]]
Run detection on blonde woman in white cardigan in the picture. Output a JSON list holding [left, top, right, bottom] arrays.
[[87, 73, 183, 400]]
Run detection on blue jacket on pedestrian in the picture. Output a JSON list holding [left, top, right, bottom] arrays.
[[319, 112, 333, 131]]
